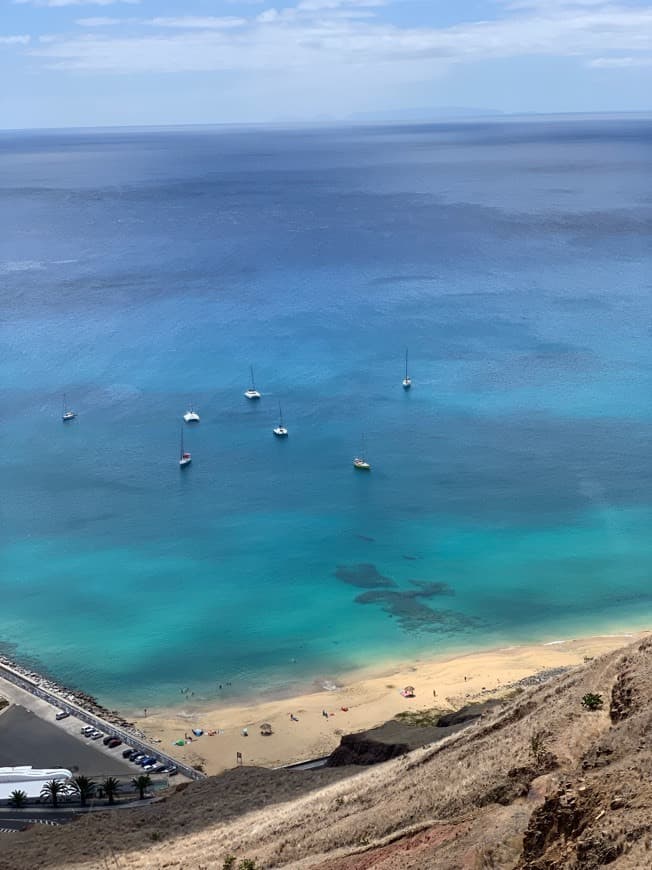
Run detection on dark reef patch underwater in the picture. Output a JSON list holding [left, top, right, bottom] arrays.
[[336, 565, 472, 633], [335, 563, 397, 589]]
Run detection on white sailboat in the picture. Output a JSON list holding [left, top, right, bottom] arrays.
[[353, 435, 371, 470], [179, 427, 192, 468], [402, 348, 412, 390], [183, 404, 200, 423], [61, 394, 76, 422], [244, 366, 261, 400], [273, 404, 288, 438]]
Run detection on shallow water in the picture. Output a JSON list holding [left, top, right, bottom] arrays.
[[1, 119, 651, 708]]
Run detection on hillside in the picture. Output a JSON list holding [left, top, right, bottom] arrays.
[[2, 636, 652, 869]]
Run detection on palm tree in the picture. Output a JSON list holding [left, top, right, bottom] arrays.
[[132, 774, 151, 800], [41, 779, 67, 808], [102, 776, 121, 805], [71, 775, 96, 807], [8, 789, 27, 808]]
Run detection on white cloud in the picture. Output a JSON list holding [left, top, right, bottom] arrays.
[[296, 0, 386, 9], [19, 0, 652, 80], [504, 0, 611, 8], [76, 17, 125, 26], [0, 34, 31, 44], [589, 54, 652, 66], [147, 17, 247, 30], [14, 0, 140, 8], [257, 9, 279, 23]]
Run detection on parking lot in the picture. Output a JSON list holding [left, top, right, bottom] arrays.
[[0, 705, 134, 777]]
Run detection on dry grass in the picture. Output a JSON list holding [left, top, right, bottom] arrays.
[[2, 637, 652, 869]]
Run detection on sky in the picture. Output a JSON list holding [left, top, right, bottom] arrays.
[[1, 0, 651, 128]]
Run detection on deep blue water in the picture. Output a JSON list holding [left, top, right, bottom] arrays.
[[1, 119, 651, 710]]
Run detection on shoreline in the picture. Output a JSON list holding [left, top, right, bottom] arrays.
[[131, 629, 649, 776], [2, 628, 649, 779]]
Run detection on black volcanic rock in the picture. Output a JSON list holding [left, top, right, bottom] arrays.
[[326, 733, 409, 767]]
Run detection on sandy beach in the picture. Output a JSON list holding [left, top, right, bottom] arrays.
[[132, 631, 648, 776]]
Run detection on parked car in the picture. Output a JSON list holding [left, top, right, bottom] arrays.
[[81, 725, 94, 735], [90, 730, 103, 739], [107, 737, 122, 748], [153, 764, 168, 774], [130, 752, 146, 763], [139, 756, 157, 767], [55, 710, 69, 721], [103, 735, 116, 745], [142, 762, 158, 772], [167, 767, 178, 776], [122, 748, 135, 759]]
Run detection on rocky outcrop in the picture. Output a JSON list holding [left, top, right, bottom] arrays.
[[476, 756, 557, 808], [609, 667, 636, 723], [436, 702, 488, 727], [521, 785, 595, 868], [326, 734, 409, 767]]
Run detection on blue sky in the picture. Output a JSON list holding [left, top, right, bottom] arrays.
[[1, 0, 651, 128]]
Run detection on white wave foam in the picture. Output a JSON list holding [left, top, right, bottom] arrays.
[[0, 260, 45, 273], [321, 680, 340, 692]]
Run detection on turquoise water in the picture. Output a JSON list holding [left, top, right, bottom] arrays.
[[1, 119, 651, 709]]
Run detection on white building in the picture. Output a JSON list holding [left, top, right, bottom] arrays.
[[0, 766, 72, 800]]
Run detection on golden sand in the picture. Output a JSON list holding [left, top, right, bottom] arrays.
[[132, 632, 646, 776]]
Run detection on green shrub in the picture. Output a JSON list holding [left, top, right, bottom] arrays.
[[582, 692, 604, 711]]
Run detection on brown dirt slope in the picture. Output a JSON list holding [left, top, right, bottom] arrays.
[[2, 637, 652, 870]]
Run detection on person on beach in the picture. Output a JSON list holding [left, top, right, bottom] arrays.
[[241, 727, 248, 737], [322, 709, 329, 719]]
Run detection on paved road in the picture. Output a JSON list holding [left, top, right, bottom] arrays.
[[0, 813, 73, 832]]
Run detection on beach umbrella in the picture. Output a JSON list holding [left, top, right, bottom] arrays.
[[260, 722, 273, 736], [403, 686, 415, 696]]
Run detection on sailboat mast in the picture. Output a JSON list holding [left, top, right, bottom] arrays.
[[279, 403, 283, 428], [250, 366, 255, 391], [405, 348, 409, 379]]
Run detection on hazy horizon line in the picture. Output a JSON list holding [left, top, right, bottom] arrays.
[[2, 108, 652, 135]]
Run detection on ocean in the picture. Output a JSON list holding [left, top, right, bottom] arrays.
[[1, 118, 651, 710]]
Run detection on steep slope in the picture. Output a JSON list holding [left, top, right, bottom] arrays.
[[1, 637, 651, 870]]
